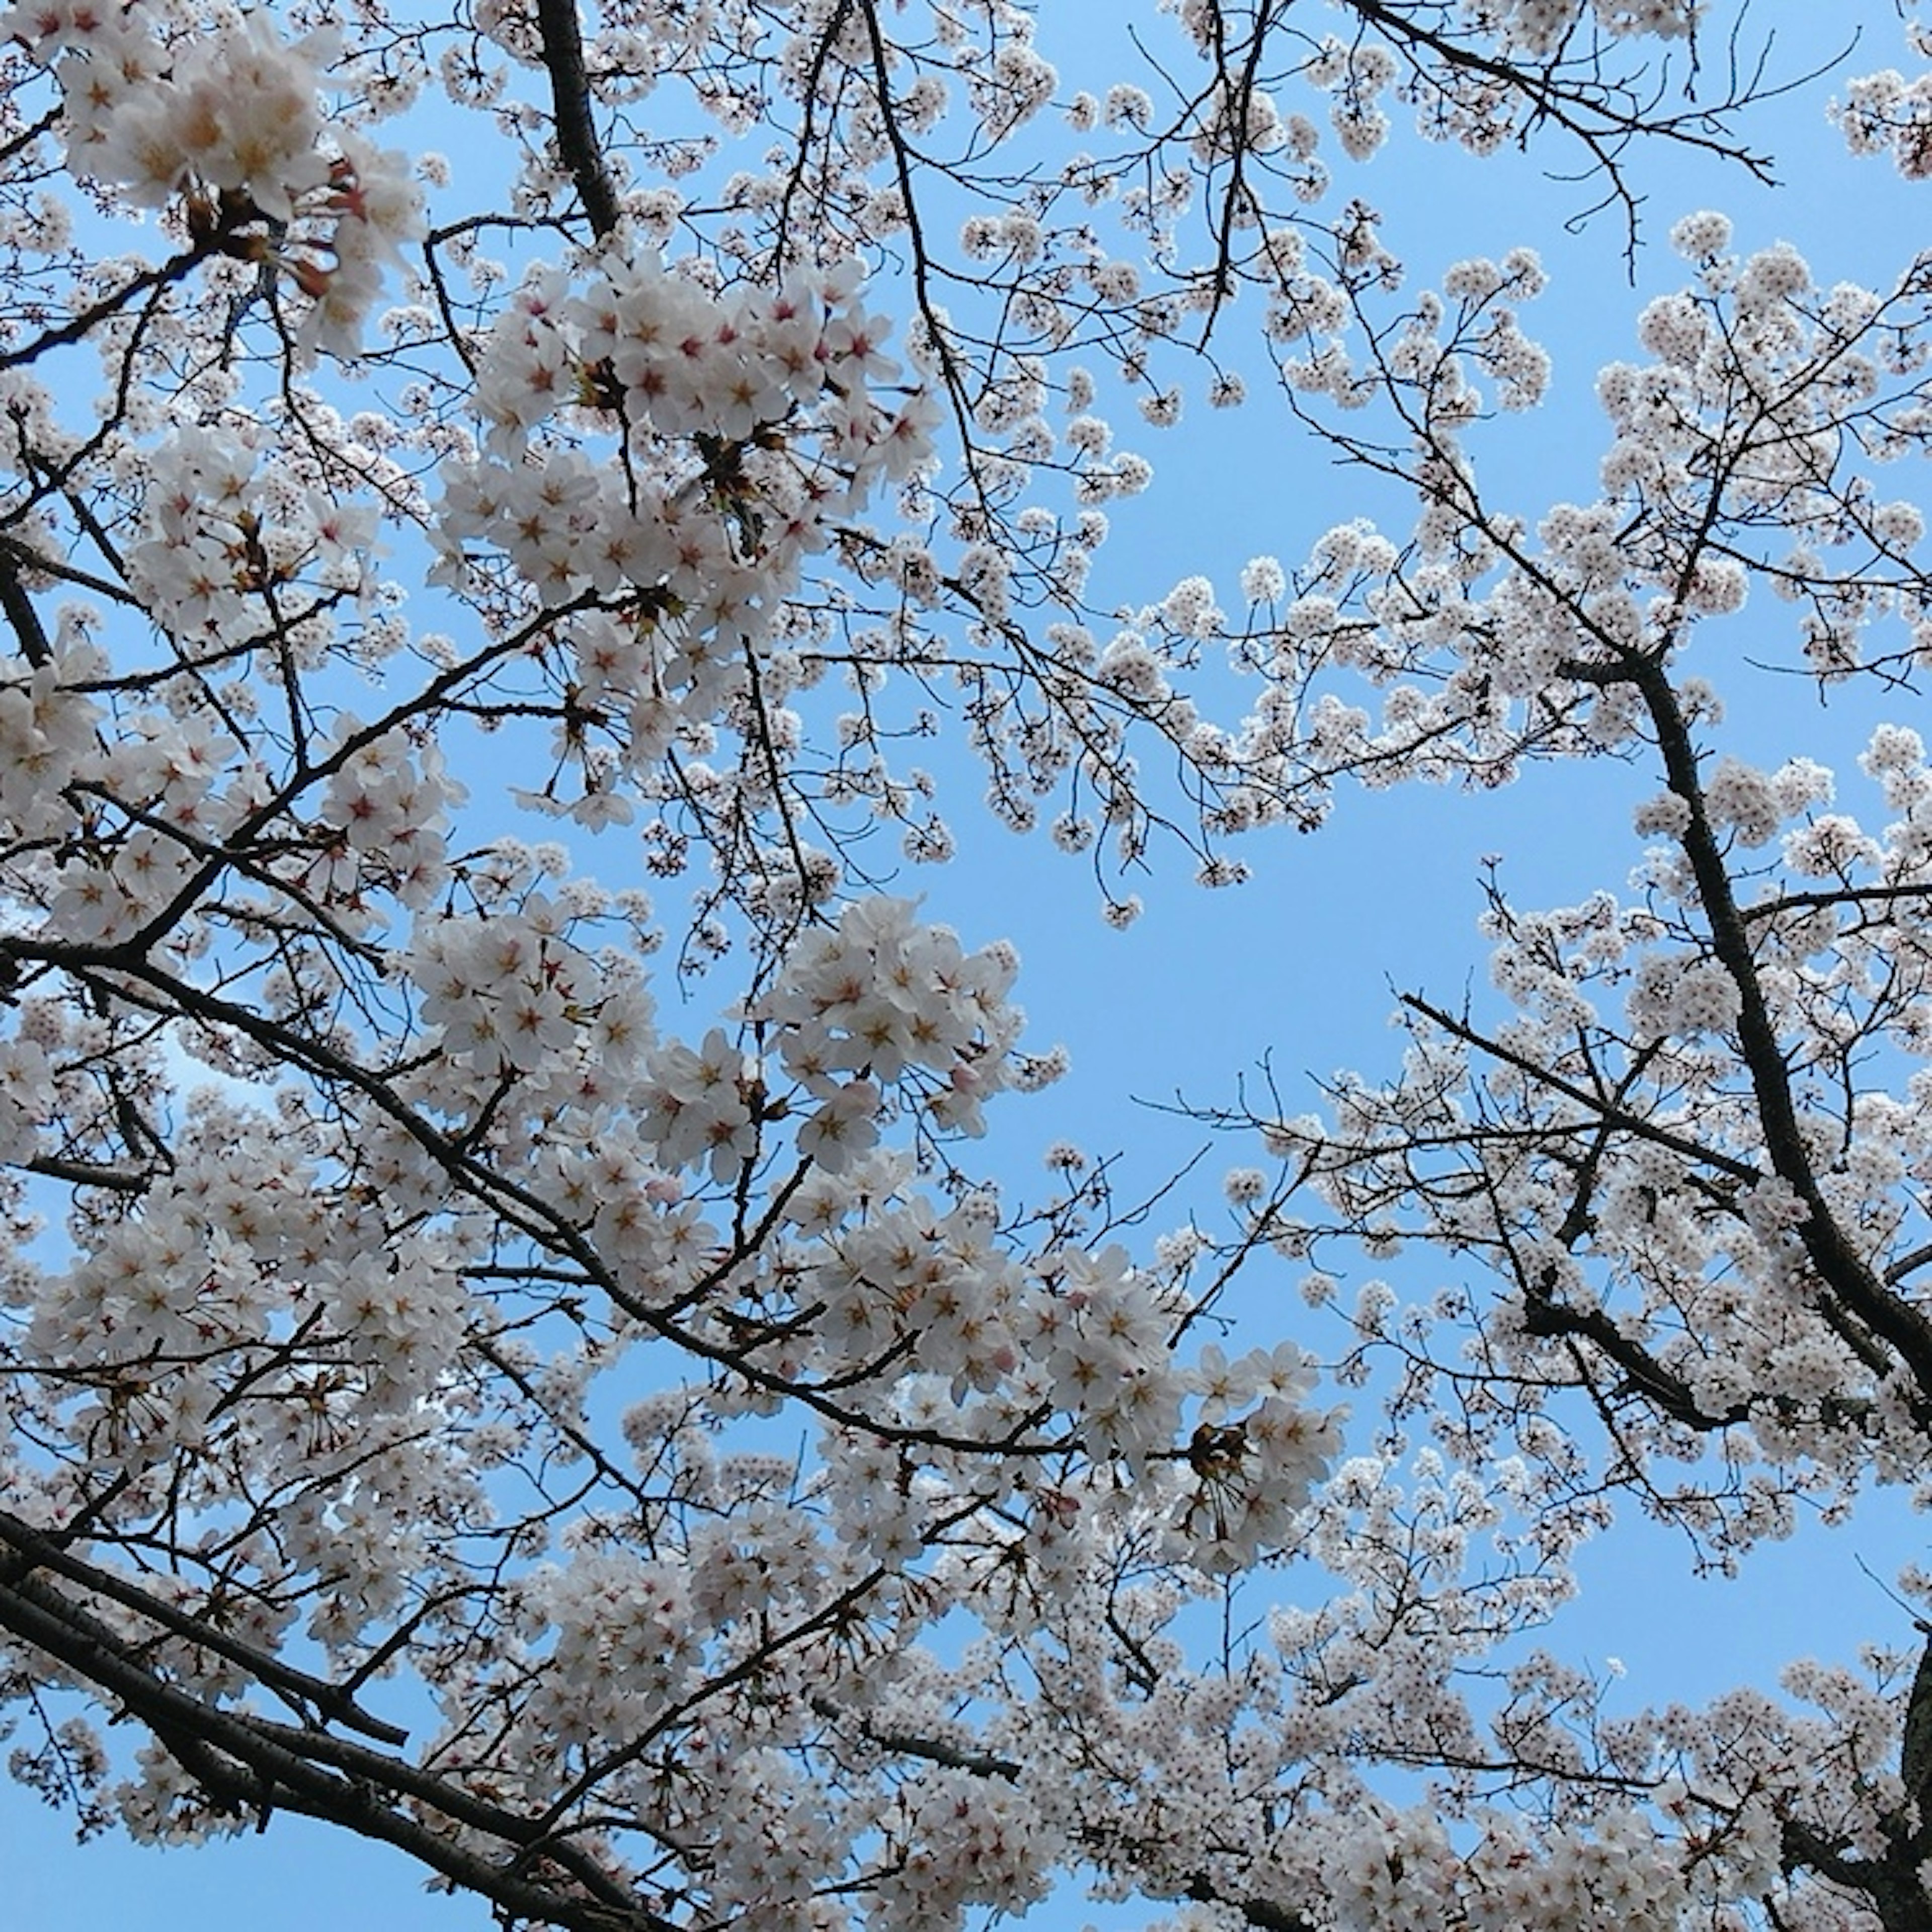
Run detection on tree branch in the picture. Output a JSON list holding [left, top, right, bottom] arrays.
[[0, 1563, 675, 1932], [535, 0, 621, 239], [0, 1506, 409, 1748]]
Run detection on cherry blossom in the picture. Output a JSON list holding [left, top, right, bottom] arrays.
[[6, 5, 1932, 1932]]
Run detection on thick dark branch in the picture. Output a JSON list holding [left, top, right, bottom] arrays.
[[0, 1564, 673, 1932], [1634, 658, 1932, 1401], [1890, 1241, 1932, 1289], [1400, 993, 1760, 1184], [0, 531, 142, 614], [535, 0, 621, 239], [1901, 1636, 1932, 1828], [1184, 1877, 1317, 1932], [23, 1153, 147, 1192], [1194, 0, 1287, 348], [1783, 1815, 1932, 1932], [1744, 882, 1932, 924], [0, 243, 213, 372], [1520, 1259, 1748, 1432], [0, 538, 50, 666], [854, 0, 979, 450], [0, 1506, 408, 1747], [810, 1697, 1021, 1780], [1344, 0, 1781, 175]]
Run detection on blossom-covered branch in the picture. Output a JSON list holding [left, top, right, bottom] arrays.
[[6, 3, 1932, 1930]]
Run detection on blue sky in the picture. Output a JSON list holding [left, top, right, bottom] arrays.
[[9, 3, 1932, 1925]]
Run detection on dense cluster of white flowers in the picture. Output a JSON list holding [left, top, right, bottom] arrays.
[[442, 248, 936, 608], [1463, 0, 1702, 58], [426, 243, 942, 840], [4, 2, 419, 352], [1835, 29, 1932, 179]]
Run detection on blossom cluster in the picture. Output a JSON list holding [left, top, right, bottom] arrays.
[[1463, 0, 1702, 59], [1835, 23, 1932, 181], [8, 4, 420, 352], [436, 245, 936, 627], [0, 642, 101, 853], [755, 896, 1030, 1138], [128, 423, 384, 658]]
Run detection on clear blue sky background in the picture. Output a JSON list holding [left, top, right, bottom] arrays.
[[8, 5, 1930, 1924]]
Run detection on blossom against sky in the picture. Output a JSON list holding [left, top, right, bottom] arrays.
[[10, 2, 1932, 1928]]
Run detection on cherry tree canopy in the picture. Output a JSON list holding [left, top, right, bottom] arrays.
[[5, 2, 1932, 1929]]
